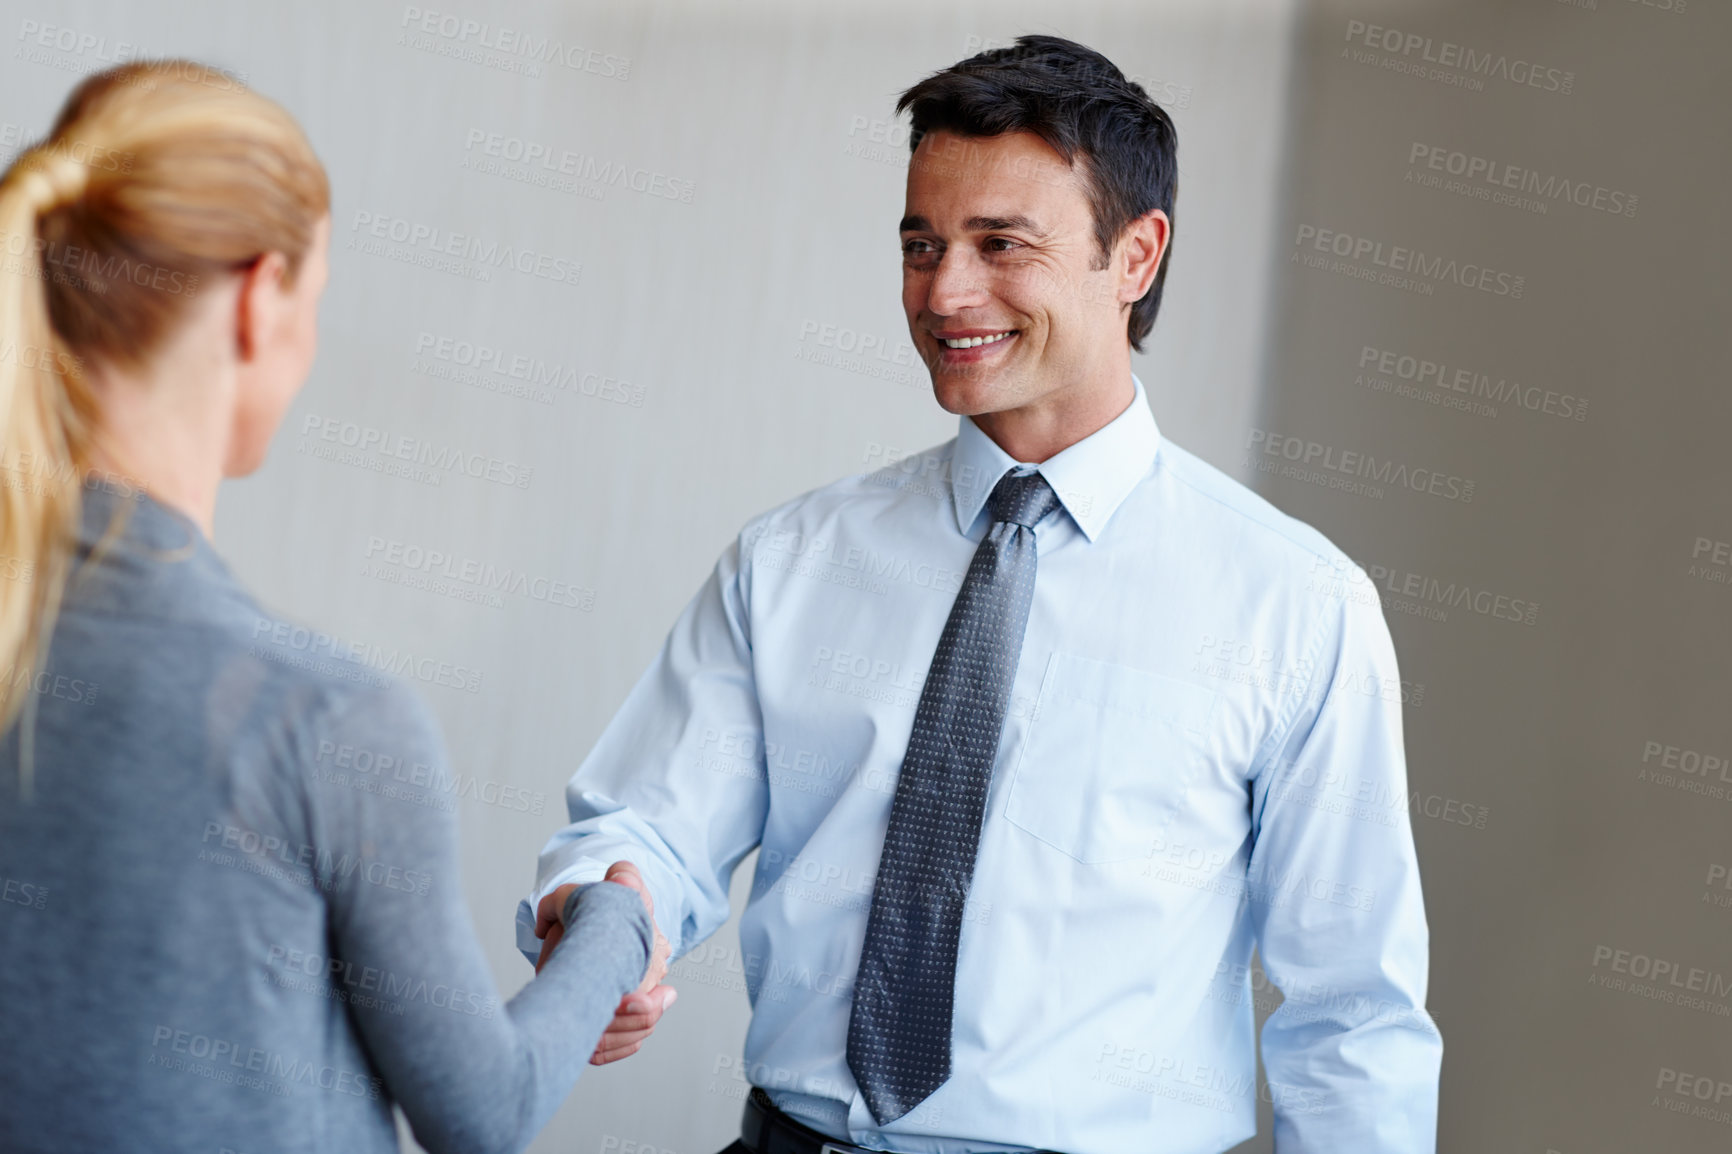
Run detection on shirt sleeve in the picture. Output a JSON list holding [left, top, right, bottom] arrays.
[[516, 530, 771, 965], [1242, 569, 1444, 1153], [307, 679, 652, 1154]]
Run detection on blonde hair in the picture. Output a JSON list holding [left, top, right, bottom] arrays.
[[0, 60, 329, 781]]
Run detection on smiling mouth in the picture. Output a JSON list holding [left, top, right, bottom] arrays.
[[938, 330, 1015, 349]]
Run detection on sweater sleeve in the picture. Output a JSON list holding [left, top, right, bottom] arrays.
[[304, 679, 650, 1154]]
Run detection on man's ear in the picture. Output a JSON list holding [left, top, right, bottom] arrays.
[[1118, 208, 1170, 305]]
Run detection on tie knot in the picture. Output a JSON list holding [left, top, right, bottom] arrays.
[[987, 469, 1060, 529]]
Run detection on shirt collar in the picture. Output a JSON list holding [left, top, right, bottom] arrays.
[[949, 372, 1160, 542]]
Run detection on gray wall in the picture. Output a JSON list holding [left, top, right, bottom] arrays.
[[1255, 3, 1732, 1153], [5, 0, 1723, 1151]]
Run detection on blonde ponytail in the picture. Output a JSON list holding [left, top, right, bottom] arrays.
[[0, 147, 98, 783], [0, 61, 329, 788]]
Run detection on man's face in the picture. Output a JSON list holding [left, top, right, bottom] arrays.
[[900, 129, 1128, 421]]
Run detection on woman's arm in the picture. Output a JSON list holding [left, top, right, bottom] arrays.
[[305, 679, 651, 1154]]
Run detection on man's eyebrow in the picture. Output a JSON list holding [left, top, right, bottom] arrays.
[[967, 214, 1048, 236], [898, 213, 1050, 237]]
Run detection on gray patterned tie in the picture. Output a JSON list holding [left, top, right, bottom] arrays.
[[846, 467, 1062, 1125]]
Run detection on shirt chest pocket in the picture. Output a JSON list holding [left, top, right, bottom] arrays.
[[1001, 652, 1219, 864]]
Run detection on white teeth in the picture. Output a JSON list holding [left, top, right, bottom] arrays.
[[942, 331, 1013, 349]]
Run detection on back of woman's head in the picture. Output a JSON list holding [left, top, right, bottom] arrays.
[[0, 60, 329, 752]]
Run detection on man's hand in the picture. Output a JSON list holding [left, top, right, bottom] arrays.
[[532, 861, 677, 1064]]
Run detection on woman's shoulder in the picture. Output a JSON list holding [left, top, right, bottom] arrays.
[[168, 600, 450, 806], [241, 615, 442, 752]]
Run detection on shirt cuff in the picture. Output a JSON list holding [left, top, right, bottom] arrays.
[[514, 862, 611, 966]]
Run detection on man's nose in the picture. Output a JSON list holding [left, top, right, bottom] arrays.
[[927, 249, 990, 314]]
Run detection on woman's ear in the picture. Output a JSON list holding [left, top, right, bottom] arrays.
[[232, 250, 292, 362]]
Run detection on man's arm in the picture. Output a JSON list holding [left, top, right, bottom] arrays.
[[519, 531, 772, 1053], [1243, 570, 1443, 1152]]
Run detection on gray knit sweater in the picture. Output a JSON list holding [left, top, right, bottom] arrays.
[[0, 486, 649, 1154]]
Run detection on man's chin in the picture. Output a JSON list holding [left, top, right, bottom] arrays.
[[929, 368, 1021, 417]]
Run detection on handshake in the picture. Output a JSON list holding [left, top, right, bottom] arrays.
[[533, 861, 679, 1065]]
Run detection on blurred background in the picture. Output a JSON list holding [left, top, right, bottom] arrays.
[[3, 0, 1727, 1151]]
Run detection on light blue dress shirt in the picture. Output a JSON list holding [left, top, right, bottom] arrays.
[[519, 374, 1442, 1154]]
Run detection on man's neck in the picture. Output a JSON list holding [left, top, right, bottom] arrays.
[[969, 367, 1137, 464]]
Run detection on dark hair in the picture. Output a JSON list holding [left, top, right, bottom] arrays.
[[895, 35, 1179, 352]]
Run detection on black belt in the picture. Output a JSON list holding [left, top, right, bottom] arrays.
[[741, 1088, 1062, 1154]]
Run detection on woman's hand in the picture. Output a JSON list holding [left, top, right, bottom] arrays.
[[532, 861, 677, 1064]]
